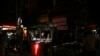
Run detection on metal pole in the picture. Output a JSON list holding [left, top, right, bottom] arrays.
[[75, 24, 78, 41], [16, 0, 18, 21], [53, 0, 56, 7]]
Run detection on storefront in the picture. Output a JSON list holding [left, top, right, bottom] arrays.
[[28, 13, 54, 56]]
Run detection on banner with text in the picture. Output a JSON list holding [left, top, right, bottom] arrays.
[[52, 16, 68, 30]]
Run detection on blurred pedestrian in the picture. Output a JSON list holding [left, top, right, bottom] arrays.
[[82, 30, 96, 56]]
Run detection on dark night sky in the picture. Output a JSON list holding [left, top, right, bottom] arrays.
[[0, 0, 53, 26], [0, 0, 16, 25], [0, 0, 99, 26]]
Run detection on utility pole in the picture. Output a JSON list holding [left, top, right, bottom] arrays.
[[16, 0, 18, 22], [53, 0, 56, 7]]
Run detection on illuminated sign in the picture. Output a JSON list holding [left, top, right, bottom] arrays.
[[2, 25, 16, 30], [52, 17, 66, 26], [52, 16, 68, 30], [40, 14, 49, 23], [2, 25, 16, 28]]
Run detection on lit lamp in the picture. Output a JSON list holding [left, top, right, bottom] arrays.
[[23, 27, 27, 40]]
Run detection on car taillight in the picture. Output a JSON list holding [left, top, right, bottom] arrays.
[[34, 43, 39, 55], [31, 42, 41, 56], [31, 42, 44, 56]]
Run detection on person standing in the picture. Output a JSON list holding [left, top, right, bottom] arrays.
[[82, 30, 96, 56]]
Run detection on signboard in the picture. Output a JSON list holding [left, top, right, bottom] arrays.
[[52, 16, 68, 30], [2, 25, 16, 28], [2, 25, 16, 30], [40, 14, 49, 23]]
